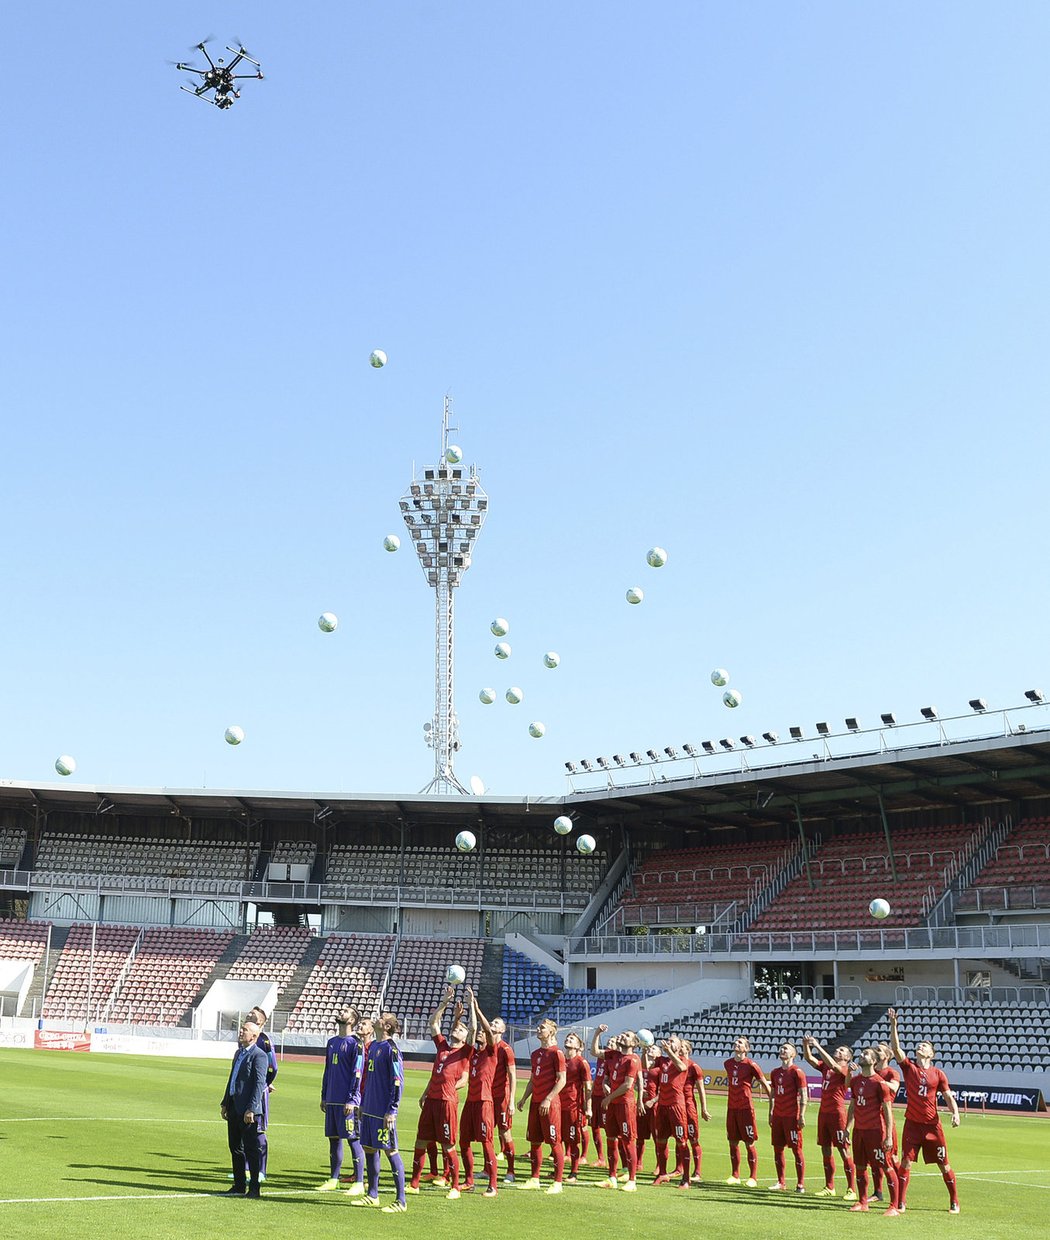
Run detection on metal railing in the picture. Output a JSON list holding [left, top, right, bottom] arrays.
[[955, 885, 1050, 912]]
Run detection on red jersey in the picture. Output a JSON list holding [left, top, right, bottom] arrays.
[[492, 1040, 513, 1098], [656, 1056, 687, 1106], [850, 1073, 893, 1134], [684, 1061, 702, 1114], [426, 1033, 471, 1102], [607, 1049, 641, 1098], [529, 1044, 566, 1104], [819, 1063, 850, 1112], [898, 1058, 950, 1125], [770, 1064, 807, 1119], [592, 1056, 607, 1100], [724, 1057, 766, 1109], [466, 1042, 497, 1103], [562, 1055, 592, 1112], [878, 1066, 900, 1089]]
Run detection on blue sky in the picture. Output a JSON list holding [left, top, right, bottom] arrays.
[[2, 2, 1049, 799]]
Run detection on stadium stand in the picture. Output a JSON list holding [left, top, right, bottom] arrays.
[[668, 997, 867, 1061], [746, 825, 984, 932], [856, 1002, 1050, 1073], [501, 945, 563, 1024], [956, 816, 1050, 912], [545, 986, 666, 1025], [103, 927, 234, 1025], [286, 932, 395, 1032], [0, 827, 27, 868], [0, 917, 49, 963], [41, 923, 141, 1019], [225, 925, 312, 1000], [33, 833, 259, 880], [269, 840, 317, 867], [385, 935, 485, 1033]]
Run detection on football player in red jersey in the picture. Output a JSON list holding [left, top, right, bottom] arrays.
[[408, 987, 473, 1198], [767, 1041, 808, 1192], [591, 1025, 641, 1191], [724, 1035, 772, 1186], [652, 1036, 692, 1188], [802, 1035, 857, 1199], [588, 1044, 607, 1167], [517, 1018, 567, 1193], [682, 1040, 712, 1183], [888, 1009, 960, 1214], [870, 1041, 900, 1201], [459, 990, 499, 1196], [489, 1016, 517, 1183], [636, 1043, 660, 1177], [844, 1047, 900, 1215], [561, 1031, 592, 1182]]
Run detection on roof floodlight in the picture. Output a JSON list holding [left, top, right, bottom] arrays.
[[816, 722, 831, 736], [595, 756, 609, 769], [701, 741, 717, 755], [629, 751, 643, 764], [969, 698, 987, 713], [740, 735, 757, 748], [719, 738, 735, 751], [880, 712, 896, 727], [762, 731, 779, 744], [564, 762, 578, 773], [646, 749, 659, 762], [580, 759, 594, 771], [663, 746, 678, 759], [789, 726, 804, 740], [920, 706, 938, 721], [612, 754, 626, 766], [845, 717, 861, 732], [1025, 689, 1045, 704], [682, 743, 698, 757]]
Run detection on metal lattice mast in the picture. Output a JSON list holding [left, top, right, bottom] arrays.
[[400, 397, 488, 794]]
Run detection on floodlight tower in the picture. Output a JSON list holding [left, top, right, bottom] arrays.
[[399, 397, 488, 794]]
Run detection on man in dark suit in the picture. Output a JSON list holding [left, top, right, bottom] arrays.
[[221, 1019, 269, 1197]]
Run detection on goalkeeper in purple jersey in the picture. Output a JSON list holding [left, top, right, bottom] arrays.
[[316, 1005, 365, 1195], [352, 1011, 408, 1213]]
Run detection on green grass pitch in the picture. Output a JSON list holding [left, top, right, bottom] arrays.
[[1, 1048, 1047, 1240]]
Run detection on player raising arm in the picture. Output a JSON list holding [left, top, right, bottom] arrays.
[[887, 1008, 960, 1214], [802, 1035, 856, 1200]]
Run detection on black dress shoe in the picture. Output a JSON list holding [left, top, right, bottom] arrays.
[[224, 1185, 247, 1195], [246, 1186, 261, 1199]]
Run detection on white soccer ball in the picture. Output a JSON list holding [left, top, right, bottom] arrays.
[[506, 686, 523, 705], [446, 964, 466, 984], [454, 831, 476, 853], [553, 815, 573, 835], [528, 721, 546, 738], [383, 534, 400, 553], [543, 651, 560, 669], [626, 587, 644, 605], [55, 755, 76, 777], [318, 612, 339, 633], [445, 444, 463, 465], [869, 898, 891, 920], [646, 547, 668, 569], [494, 641, 511, 660], [224, 726, 245, 746], [637, 1028, 655, 1047], [491, 617, 510, 637], [711, 668, 729, 687], [576, 833, 597, 855], [723, 689, 742, 709], [369, 349, 387, 368], [479, 687, 496, 704]]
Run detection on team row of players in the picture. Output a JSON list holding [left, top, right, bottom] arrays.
[[318, 993, 961, 1214]]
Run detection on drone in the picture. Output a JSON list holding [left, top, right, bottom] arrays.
[[174, 39, 263, 109]]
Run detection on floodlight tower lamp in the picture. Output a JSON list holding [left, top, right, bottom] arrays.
[[1025, 689, 1045, 704]]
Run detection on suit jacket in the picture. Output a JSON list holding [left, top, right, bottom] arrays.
[[222, 1041, 268, 1116]]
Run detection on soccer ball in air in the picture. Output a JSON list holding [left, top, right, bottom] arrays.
[[869, 898, 891, 920], [445, 445, 463, 465], [543, 651, 560, 669], [711, 668, 729, 687], [491, 618, 509, 637], [318, 612, 339, 633], [224, 726, 245, 746], [479, 688, 496, 704], [528, 721, 546, 738], [576, 834, 596, 855], [637, 1028, 655, 1047], [553, 815, 573, 835], [454, 831, 476, 853], [626, 587, 644, 605], [369, 349, 387, 368], [55, 755, 76, 777], [723, 689, 742, 709], [383, 534, 400, 552], [494, 642, 511, 660], [646, 547, 668, 568], [446, 964, 466, 985], [506, 687, 523, 705]]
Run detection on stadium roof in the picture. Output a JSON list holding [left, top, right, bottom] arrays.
[[2, 727, 1050, 837]]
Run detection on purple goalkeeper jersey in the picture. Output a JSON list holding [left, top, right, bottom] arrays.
[[361, 1037, 403, 1119], [321, 1034, 362, 1106]]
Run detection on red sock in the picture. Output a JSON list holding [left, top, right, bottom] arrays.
[[581, 1127, 591, 1160], [481, 1139, 497, 1190], [690, 1140, 702, 1177], [446, 1150, 460, 1191], [427, 1143, 438, 1176], [552, 1142, 565, 1183], [730, 1144, 741, 1177], [822, 1153, 835, 1189], [794, 1149, 805, 1187], [897, 1165, 911, 1206], [504, 1139, 515, 1178], [942, 1164, 957, 1207], [410, 1148, 425, 1189], [460, 1146, 474, 1185], [746, 1145, 758, 1178], [530, 1145, 542, 1179], [655, 1142, 668, 1176], [624, 1137, 638, 1181], [774, 1148, 786, 1184]]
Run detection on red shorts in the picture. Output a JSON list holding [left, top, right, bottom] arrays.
[[636, 1107, 653, 1140], [417, 1096, 458, 1146], [563, 1107, 587, 1147], [901, 1118, 947, 1165], [817, 1109, 849, 1149], [770, 1114, 802, 1152], [685, 1107, 699, 1141], [726, 1107, 757, 1145], [604, 1100, 638, 1142], [459, 1099, 494, 1145], [526, 1098, 562, 1146], [852, 1128, 889, 1169], [496, 1099, 513, 1131], [655, 1103, 688, 1143]]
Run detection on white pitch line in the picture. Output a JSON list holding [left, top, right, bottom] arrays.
[[0, 1117, 315, 1127], [0, 1189, 352, 1206]]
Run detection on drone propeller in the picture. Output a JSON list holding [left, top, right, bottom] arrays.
[[190, 35, 215, 52]]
